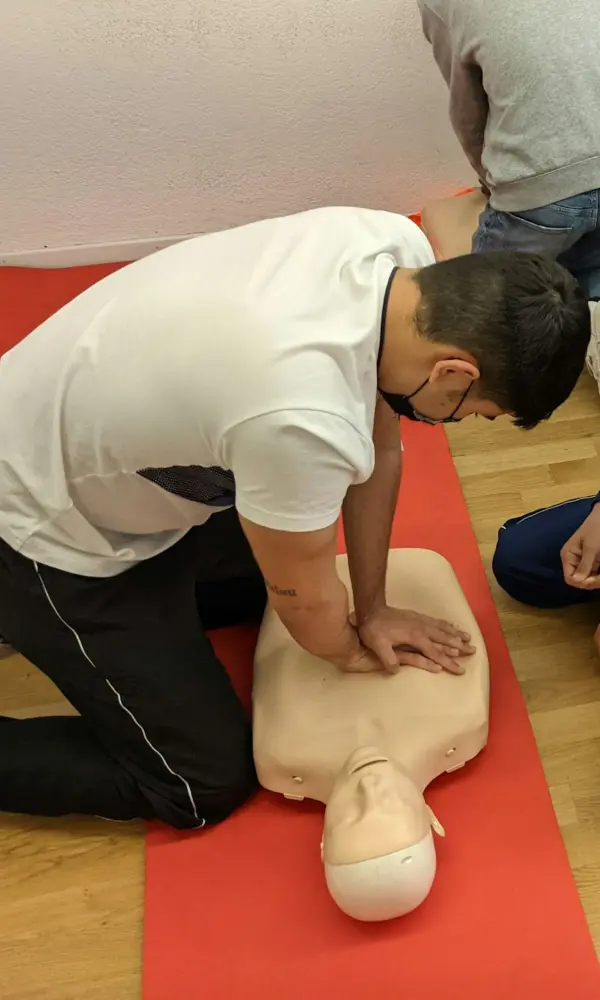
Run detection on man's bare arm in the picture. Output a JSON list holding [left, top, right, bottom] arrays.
[[342, 397, 402, 625], [239, 516, 369, 669]]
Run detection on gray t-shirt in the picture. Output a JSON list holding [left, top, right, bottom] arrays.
[[419, 0, 600, 212]]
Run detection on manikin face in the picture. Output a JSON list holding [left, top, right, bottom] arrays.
[[323, 747, 436, 867]]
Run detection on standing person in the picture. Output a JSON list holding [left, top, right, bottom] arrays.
[[418, 0, 600, 298], [0, 206, 590, 830]]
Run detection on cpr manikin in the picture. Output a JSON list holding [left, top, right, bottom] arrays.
[[252, 549, 489, 922]]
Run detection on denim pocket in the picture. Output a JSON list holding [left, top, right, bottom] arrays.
[[474, 204, 581, 255], [506, 211, 573, 235]]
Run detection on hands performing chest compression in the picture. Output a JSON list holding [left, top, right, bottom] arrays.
[[342, 605, 475, 675]]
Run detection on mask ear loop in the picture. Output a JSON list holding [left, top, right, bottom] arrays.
[[404, 376, 431, 402], [447, 381, 473, 421]]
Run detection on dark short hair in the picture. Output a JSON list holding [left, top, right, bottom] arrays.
[[413, 251, 591, 428]]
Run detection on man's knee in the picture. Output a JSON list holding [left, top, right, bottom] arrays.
[[146, 741, 258, 831], [200, 756, 259, 827]]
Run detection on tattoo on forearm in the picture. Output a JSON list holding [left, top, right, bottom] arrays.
[[265, 580, 297, 597]]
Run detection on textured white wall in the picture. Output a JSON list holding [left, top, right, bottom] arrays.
[[1, 0, 470, 254]]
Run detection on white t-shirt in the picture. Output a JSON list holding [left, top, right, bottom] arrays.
[[0, 207, 434, 577]]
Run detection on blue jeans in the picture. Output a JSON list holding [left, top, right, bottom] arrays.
[[473, 190, 600, 299], [493, 496, 598, 608]]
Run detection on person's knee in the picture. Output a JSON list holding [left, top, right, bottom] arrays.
[[492, 522, 569, 609], [492, 526, 524, 598], [147, 741, 258, 831], [201, 756, 259, 827]]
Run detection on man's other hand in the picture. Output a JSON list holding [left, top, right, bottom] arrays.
[[355, 606, 475, 675]]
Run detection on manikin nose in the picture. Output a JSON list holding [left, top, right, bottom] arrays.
[[359, 773, 382, 789], [357, 773, 385, 806]]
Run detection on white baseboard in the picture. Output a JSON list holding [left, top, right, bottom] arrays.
[[0, 232, 199, 269]]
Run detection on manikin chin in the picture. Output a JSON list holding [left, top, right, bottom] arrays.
[[252, 549, 489, 922]]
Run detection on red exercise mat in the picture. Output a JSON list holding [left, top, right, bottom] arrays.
[[0, 265, 597, 998], [0, 264, 125, 352], [144, 421, 600, 1000]]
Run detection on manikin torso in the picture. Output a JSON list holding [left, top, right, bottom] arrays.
[[252, 549, 490, 921]]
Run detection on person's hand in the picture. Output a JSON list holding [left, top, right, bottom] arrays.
[[335, 646, 387, 674], [561, 504, 600, 590], [354, 606, 475, 675]]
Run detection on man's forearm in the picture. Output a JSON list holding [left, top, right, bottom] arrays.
[[273, 577, 362, 665], [343, 444, 402, 625]]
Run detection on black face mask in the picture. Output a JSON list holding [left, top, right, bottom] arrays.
[[379, 378, 472, 424]]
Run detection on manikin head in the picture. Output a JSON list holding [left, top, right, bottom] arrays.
[[378, 251, 590, 428], [322, 747, 445, 922]]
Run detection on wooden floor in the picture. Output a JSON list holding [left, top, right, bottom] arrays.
[[1, 376, 600, 998]]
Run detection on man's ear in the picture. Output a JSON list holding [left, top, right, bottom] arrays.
[[430, 358, 480, 384]]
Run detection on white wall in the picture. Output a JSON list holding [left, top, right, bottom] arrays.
[[1, 0, 470, 257]]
